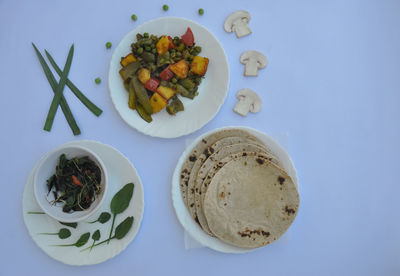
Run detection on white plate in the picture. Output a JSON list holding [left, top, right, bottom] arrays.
[[171, 126, 299, 253], [23, 140, 144, 266], [109, 17, 230, 138]]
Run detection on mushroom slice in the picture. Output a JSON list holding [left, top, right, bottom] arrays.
[[240, 51, 268, 76], [224, 10, 252, 38], [233, 89, 262, 116]]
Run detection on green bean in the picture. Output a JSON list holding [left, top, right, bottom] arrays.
[[142, 52, 155, 62], [132, 77, 153, 114], [136, 103, 152, 122], [128, 81, 136, 109]]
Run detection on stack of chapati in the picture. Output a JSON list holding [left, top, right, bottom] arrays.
[[180, 129, 299, 249]]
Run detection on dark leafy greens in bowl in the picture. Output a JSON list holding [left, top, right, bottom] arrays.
[[119, 27, 209, 123], [46, 154, 102, 213]]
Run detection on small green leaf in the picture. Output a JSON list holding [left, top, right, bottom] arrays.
[[59, 221, 78, 228], [92, 230, 101, 241], [110, 183, 134, 215], [75, 232, 90, 247], [114, 216, 134, 240], [89, 212, 111, 224], [58, 228, 71, 239]]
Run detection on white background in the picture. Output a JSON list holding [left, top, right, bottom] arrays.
[[1, 0, 399, 275]]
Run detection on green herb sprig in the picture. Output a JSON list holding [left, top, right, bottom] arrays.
[[89, 230, 101, 251], [89, 212, 111, 224], [108, 183, 134, 243], [53, 232, 90, 247], [40, 228, 71, 239]]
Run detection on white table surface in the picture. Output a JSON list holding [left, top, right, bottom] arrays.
[[1, 0, 399, 275]]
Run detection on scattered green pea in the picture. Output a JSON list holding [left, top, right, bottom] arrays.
[[198, 8, 204, 15], [95, 78, 101, 84], [162, 4, 169, 11], [105, 42, 112, 49], [131, 14, 137, 21], [144, 32, 149, 38]]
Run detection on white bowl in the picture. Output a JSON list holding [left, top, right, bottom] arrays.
[[33, 145, 108, 223], [109, 17, 230, 138]]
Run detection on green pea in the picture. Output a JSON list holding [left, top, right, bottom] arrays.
[[195, 46, 202, 52], [144, 32, 149, 38], [145, 46, 151, 51], [162, 4, 169, 11], [137, 47, 143, 54], [172, 78, 177, 83], [198, 8, 204, 15], [152, 48, 157, 54], [95, 78, 101, 84], [105, 42, 112, 49], [131, 14, 137, 21]]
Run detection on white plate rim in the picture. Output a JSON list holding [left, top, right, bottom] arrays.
[[171, 126, 299, 253], [22, 140, 145, 266], [108, 16, 230, 138]]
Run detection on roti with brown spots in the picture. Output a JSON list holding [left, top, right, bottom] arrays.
[[203, 155, 299, 248]]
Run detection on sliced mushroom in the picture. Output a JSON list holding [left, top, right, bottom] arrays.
[[224, 10, 252, 38], [240, 51, 267, 76], [233, 89, 262, 116]]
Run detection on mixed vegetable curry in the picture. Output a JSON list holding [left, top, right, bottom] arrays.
[[119, 27, 209, 122]]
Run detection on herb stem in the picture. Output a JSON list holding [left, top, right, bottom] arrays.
[[27, 211, 45, 214], [81, 236, 115, 252], [45, 50, 103, 117], [43, 44, 74, 132], [108, 214, 116, 244], [32, 43, 81, 135]]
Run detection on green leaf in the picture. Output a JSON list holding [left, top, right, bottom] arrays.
[[32, 43, 81, 135], [59, 221, 78, 228], [75, 232, 90, 247], [108, 183, 134, 242], [110, 183, 134, 215], [89, 212, 111, 224], [92, 230, 101, 241], [114, 216, 134, 240], [53, 232, 90, 247], [58, 228, 71, 239], [44, 50, 103, 117], [43, 44, 75, 132]]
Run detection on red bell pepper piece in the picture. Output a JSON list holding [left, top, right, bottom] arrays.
[[71, 175, 82, 187], [144, 78, 160, 92], [181, 27, 194, 46], [167, 36, 175, 49], [159, 66, 174, 81]]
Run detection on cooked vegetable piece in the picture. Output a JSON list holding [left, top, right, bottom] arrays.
[[128, 81, 136, 109], [176, 84, 191, 98], [119, 62, 141, 81], [157, 85, 177, 100], [138, 68, 151, 84], [142, 52, 156, 63], [181, 27, 194, 46], [156, 36, 172, 55], [132, 77, 153, 114], [170, 60, 188, 79], [136, 103, 153, 122], [190, 56, 209, 76], [159, 66, 174, 81], [150, 92, 168, 113], [144, 78, 160, 92], [180, 78, 195, 91], [120, 53, 136, 67], [166, 96, 184, 115]]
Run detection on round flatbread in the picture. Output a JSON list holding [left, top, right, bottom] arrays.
[[203, 155, 300, 248], [193, 143, 276, 235], [179, 129, 263, 212]]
